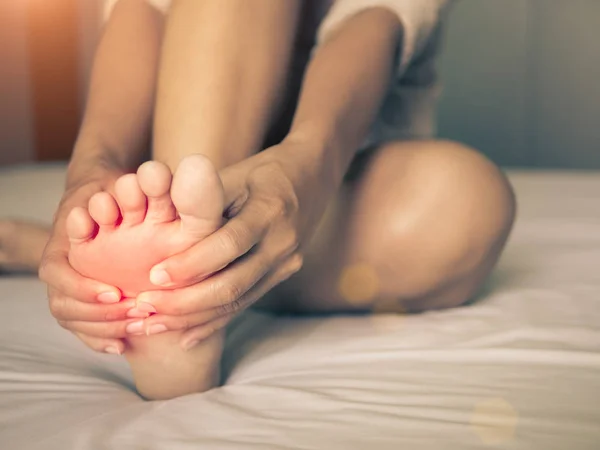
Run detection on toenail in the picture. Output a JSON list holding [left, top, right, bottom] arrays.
[[126, 321, 145, 335], [104, 346, 122, 355], [183, 339, 200, 351], [149, 268, 172, 286], [97, 291, 120, 304], [145, 324, 167, 336]]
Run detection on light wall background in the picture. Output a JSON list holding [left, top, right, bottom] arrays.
[[1, 0, 599, 168], [437, 0, 600, 169], [0, 0, 102, 166], [0, 1, 36, 166]]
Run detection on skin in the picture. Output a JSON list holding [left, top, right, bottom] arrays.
[[38, 0, 163, 355], [66, 156, 227, 397], [111, 0, 305, 397], [29, 0, 516, 399]]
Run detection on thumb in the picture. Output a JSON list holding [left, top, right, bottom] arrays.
[[219, 166, 249, 216]]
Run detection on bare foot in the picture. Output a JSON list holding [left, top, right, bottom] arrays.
[[0, 220, 50, 274], [67, 155, 226, 400]]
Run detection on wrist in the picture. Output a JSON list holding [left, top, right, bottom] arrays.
[[283, 123, 349, 186], [73, 123, 147, 171], [67, 141, 127, 190]]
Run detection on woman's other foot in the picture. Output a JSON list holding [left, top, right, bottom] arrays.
[[0, 220, 50, 274]]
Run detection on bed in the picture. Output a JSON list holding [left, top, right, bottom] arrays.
[[0, 164, 599, 450]]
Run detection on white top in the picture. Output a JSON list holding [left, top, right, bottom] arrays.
[[104, 0, 451, 145]]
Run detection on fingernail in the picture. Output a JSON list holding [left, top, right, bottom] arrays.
[[183, 339, 199, 351], [97, 291, 120, 304], [126, 320, 144, 335], [135, 302, 157, 314], [126, 308, 150, 319], [145, 324, 167, 336], [123, 299, 137, 308], [149, 267, 172, 286], [104, 346, 122, 355]]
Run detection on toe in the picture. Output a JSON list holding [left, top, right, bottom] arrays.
[[88, 192, 121, 229], [137, 161, 176, 223], [66, 207, 97, 244], [115, 174, 146, 225], [171, 154, 224, 238]]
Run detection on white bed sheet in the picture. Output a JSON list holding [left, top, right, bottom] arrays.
[[0, 165, 599, 450]]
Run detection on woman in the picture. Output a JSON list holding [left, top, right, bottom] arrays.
[[3, 0, 515, 400]]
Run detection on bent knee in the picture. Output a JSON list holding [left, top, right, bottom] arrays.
[[370, 139, 516, 258], [362, 140, 516, 306]]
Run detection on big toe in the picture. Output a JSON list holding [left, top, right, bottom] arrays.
[[171, 154, 224, 238], [137, 161, 176, 223]]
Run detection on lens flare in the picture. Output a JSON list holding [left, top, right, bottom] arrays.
[[470, 397, 518, 445], [338, 262, 380, 305]]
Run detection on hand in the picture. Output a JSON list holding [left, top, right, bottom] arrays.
[[39, 162, 132, 355], [133, 141, 336, 349]]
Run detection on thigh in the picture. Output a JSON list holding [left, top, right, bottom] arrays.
[[256, 139, 516, 314]]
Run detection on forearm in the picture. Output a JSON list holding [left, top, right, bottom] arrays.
[[287, 8, 403, 184], [68, 0, 164, 186], [153, 0, 300, 171]]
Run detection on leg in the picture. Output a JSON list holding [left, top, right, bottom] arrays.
[[258, 140, 516, 313], [141, 1, 305, 399], [152, 0, 301, 169]]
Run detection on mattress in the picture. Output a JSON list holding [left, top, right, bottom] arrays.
[[0, 164, 599, 450]]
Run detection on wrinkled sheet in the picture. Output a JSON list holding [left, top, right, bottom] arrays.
[[0, 165, 599, 449]]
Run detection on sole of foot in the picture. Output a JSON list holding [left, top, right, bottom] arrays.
[[67, 155, 226, 400]]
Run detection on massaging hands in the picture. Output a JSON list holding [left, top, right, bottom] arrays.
[[43, 141, 334, 352], [133, 142, 333, 349]]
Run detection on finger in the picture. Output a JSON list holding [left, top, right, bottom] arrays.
[[40, 249, 121, 304], [58, 319, 138, 339], [213, 252, 304, 315], [179, 313, 236, 351], [178, 253, 303, 350], [73, 331, 126, 355], [49, 295, 136, 322], [138, 250, 273, 315], [219, 164, 248, 208], [138, 308, 222, 335], [148, 197, 271, 287]]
